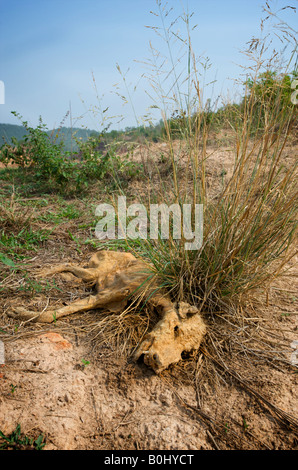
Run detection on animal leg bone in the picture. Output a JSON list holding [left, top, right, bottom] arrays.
[[38, 264, 98, 282], [10, 286, 132, 323]]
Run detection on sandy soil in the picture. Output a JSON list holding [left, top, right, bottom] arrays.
[[0, 296, 297, 451]]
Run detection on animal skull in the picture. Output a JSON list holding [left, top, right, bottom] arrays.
[[133, 301, 206, 373]]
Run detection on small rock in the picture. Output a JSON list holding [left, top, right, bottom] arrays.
[[39, 332, 73, 350]]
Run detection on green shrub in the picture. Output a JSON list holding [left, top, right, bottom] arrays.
[[243, 70, 297, 133], [0, 113, 142, 194]]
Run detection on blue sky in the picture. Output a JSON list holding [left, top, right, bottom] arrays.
[[0, 0, 296, 131]]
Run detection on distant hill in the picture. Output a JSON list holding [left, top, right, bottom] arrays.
[[0, 120, 165, 154], [0, 123, 99, 152], [48, 126, 99, 152], [0, 123, 28, 145]]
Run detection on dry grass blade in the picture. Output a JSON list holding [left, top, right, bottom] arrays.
[[161, 375, 270, 450], [200, 347, 298, 434]]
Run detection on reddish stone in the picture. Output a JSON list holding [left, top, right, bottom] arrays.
[[40, 332, 73, 350]]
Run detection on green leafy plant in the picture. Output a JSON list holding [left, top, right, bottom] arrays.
[[0, 424, 45, 450], [0, 252, 16, 267], [10, 113, 74, 185], [245, 70, 296, 131], [75, 133, 108, 179], [0, 113, 142, 194], [81, 358, 90, 367], [10, 384, 17, 394], [0, 136, 31, 167], [242, 417, 249, 431]]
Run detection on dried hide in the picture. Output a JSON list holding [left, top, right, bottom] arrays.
[[9, 250, 206, 373]]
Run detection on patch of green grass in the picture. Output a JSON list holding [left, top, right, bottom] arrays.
[[0, 168, 55, 197], [37, 203, 82, 224], [0, 227, 51, 256], [0, 424, 46, 450], [0, 252, 16, 267], [59, 203, 82, 220], [17, 274, 61, 296]]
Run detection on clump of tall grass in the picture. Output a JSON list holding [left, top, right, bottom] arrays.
[[80, 2, 298, 443], [122, 1, 298, 317]]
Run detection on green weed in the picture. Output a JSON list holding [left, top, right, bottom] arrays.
[[0, 227, 50, 255], [81, 358, 90, 367], [0, 112, 142, 196], [0, 424, 45, 450], [10, 384, 17, 395]]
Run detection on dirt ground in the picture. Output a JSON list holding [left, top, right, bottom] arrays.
[[0, 136, 297, 451], [0, 289, 297, 451]]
